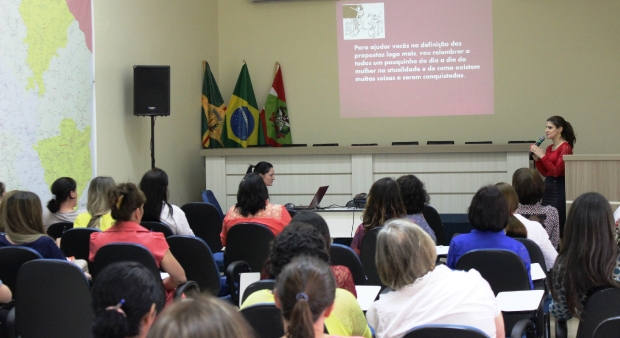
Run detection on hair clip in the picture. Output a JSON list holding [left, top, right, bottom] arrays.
[[296, 292, 309, 302], [115, 195, 124, 209], [105, 299, 126, 317]]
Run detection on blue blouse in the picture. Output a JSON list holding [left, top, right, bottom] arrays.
[[446, 229, 533, 289], [0, 233, 66, 260]]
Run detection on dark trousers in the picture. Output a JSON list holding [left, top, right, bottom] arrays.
[[542, 176, 566, 238]]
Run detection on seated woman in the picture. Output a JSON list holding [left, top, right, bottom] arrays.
[[89, 183, 186, 303], [247, 161, 275, 187], [495, 182, 557, 270], [242, 223, 372, 338], [43, 177, 80, 229], [292, 211, 356, 296], [139, 168, 194, 236], [447, 185, 533, 289], [92, 262, 166, 338], [367, 219, 504, 338], [221, 173, 291, 246], [512, 168, 560, 248], [351, 177, 408, 255], [396, 175, 436, 242], [0, 191, 66, 259], [147, 296, 255, 338], [550, 192, 620, 320], [74, 176, 116, 231], [275, 256, 365, 338]]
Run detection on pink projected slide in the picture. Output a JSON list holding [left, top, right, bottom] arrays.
[[336, 0, 493, 118]]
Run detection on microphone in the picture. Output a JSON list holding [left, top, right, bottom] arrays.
[[535, 136, 545, 147]]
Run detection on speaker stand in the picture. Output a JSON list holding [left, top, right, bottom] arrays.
[[150, 116, 156, 169]]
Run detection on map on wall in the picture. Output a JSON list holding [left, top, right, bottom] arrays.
[[0, 0, 95, 208]]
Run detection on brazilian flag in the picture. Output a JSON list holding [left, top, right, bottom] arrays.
[[201, 61, 227, 148], [225, 63, 259, 148]]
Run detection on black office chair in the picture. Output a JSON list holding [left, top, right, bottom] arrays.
[[226, 261, 251, 305], [140, 221, 174, 237], [513, 238, 547, 274], [359, 227, 385, 287], [286, 208, 298, 218], [593, 316, 620, 338], [329, 243, 366, 285], [201, 190, 225, 220], [167, 235, 220, 296], [556, 288, 620, 338], [403, 324, 490, 338], [0, 247, 42, 292], [240, 303, 284, 338], [181, 202, 223, 254], [46, 221, 73, 239], [242, 279, 276, 304], [455, 249, 535, 337], [224, 222, 275, 272], [60, 227, 100, 260], [91, 243, 161, 281], [15, 260, 93, 338], [422, 205, 447, 246]]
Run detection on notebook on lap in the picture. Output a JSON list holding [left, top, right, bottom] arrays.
[[292, 186, 329, 210]]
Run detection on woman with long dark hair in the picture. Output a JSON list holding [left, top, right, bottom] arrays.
[[396, 175, 436, 242], [550, 192, 620, 320], [529, 116, 576, 237], [43, 177, 80, 229], [139, 168, 193, 236], [220, 173, 291, 246], [350, 177, 406, 255]]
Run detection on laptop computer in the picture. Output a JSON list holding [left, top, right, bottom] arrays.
[[292, 186, 329, 210]]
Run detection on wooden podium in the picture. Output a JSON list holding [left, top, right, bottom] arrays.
[[564, 155, 620, 210]]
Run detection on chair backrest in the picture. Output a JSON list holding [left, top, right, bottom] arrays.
[[180, 202, 223, 253], [454, 249, 530, 295], [576, 288, 620, 338], [60, 227, 101, 260], [167, 235, 220, 296], [329, 243, 367, 285], [240, 303, 284, 338], [242, 279, 276, 304], [140, 221, 174, 238], [91, 243, 160, 281], [201, 190, 225, 220], [226, 261, 252, 305], [359, 227, 385, 287], [403, 324, 490, 338], [422, 205, 447, 246], [46, 221, 74, 240], [0, 247, 42, 292], [15, 260, 93, 338], [224, 222, 275, 272], [593, 315, 620, 338], [514, 237, 547, 272]]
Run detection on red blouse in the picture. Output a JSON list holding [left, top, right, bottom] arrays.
[[535, 142, 573, 177], [221, 203, 292, 246]]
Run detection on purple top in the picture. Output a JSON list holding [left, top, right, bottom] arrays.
[[446, 229, 533, 289], [0, 234, 66, 260]]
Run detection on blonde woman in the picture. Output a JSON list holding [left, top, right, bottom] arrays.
[[367, 219, 504, 338], [74, 177, 116, 231]]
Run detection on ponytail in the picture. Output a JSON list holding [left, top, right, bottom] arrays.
[[246, 164, 255, 175], [547, 116, 576, 149], [92, 308, 130, 338], [505, 215, 528, 238], [108, 183, 146, 222], [287, 296, 315, 338], [246, 161, 273, 175]]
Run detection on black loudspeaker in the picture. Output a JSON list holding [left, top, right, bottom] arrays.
[[134, 65, 170, 116]]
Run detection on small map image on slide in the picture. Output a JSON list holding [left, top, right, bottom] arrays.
[[343, 3, 385, 40], [0, 0, 95, 208]]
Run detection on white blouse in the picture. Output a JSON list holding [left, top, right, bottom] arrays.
[[515, 213, 557, 270], [160, 204, 194, 236]]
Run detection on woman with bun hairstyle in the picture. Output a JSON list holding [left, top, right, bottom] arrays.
[[89, 183, 186, 303], [247, 161, 275, 186], [0, 190, 66, 259], [43, 177, 80, 229], [92, 262, 166, 338], [139, 168, 194, 236], [147, 296, 255, 338], [529, 116, 576, 236], [275, 256, 364, 338], [74, 176, 116, 231], [495, 182, 557, 270], [550, 192, 620, 320]]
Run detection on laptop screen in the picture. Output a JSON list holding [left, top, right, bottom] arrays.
[[307, 186, 329, 209]]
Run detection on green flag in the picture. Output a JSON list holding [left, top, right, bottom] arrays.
[[225, 63, 259, 148], [259, 63, 292, 146], [201, 61, 227, 148]]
